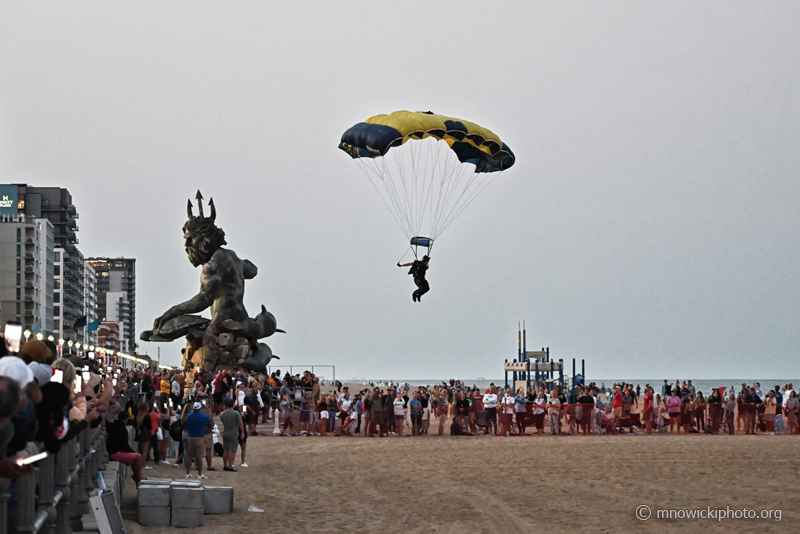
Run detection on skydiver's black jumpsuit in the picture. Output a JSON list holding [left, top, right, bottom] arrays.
[[409, 261, 430, 301]]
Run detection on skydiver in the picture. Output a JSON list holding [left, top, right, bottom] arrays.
[[397, 255, 430, 302]]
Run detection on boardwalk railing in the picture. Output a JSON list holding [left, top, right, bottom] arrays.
[[0, 427, 109, 534]]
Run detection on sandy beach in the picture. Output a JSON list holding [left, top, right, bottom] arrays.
[[121, 427, 797, 534]]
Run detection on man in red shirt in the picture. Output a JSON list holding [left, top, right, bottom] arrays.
[[611, 386, 623, 434], [643, 386, 654, 435]]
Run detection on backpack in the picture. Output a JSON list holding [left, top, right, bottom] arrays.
[[169, 419, 183, 442]]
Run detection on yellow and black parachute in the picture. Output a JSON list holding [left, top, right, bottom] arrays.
[[339, 110, 515, 255]]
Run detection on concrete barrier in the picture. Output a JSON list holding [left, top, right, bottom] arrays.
[[202, 486, 234, 514], [138, 484, 171, 507], [139, 505, 171, 527], [170, 486, 203, 509], [171, 506, 203, 528]]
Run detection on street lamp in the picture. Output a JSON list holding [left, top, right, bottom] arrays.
[[23, 330, 31, 343], [35, 333, 43, 341], [47, 335, 54, 342], [58, 338, 64, 357]]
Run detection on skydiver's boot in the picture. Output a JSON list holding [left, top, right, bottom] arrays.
[[412, 291, 418, 302]]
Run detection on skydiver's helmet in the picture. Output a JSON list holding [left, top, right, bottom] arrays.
[[422, 255, 430, 263]]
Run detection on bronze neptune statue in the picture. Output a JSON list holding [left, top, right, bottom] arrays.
[[140, 191, 281, 373]]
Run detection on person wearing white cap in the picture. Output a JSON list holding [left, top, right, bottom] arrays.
[[28, 362, 51, 386], [0, 356, 34, 392], [184, 401, 211, 479]]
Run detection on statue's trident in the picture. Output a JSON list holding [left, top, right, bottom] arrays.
[[187, 190, 216, 222]]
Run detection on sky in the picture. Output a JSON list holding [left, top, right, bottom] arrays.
[[1, 2, 798, 380]]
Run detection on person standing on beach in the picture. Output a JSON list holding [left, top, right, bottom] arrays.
[[764, 391, 777, 435], [393, 392, 405, 437], [642, 386, 653, 436], [680, 390, 692, 434], [219, 399, 244, 472], [372, 388, 385, 437], [785, 390, 798, 434], [420, 388, 430, 434], [724, 393, 736, 435], [514, 389, 527, 435], [744, 388, 756, 434], [437, 389, 450, 436], [611, 386, 623, 434], [666, 390, 681, 434], [185, 402, 210, 479], [694, 392, 706, 432], [317, 394, 329, 436], [547, 392, 560, 435], [409, 391, 422, 436], [482, 388, 498, 435]]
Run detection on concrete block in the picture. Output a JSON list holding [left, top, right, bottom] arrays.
[[202, 486, 234, 514], [139, 506, 171, 526], [170, 479, 202, 488], [105, 460, 122, 474], [139, 477, 173, 485], [172, 507, 204, 528], [171, 486, 204, 509], [138, 484, 171, 507]]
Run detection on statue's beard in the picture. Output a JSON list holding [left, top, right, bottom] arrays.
[[186, 242, 213, 267]]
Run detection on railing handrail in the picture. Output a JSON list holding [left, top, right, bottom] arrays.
[[0, 426, 110, 534]]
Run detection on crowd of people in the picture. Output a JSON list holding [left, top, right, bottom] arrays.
[[3, 333, 799, 500], [162, 369, 800, 443]]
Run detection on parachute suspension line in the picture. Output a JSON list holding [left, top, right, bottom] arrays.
[[419, 139, 441, 237], [356, 159, 410, 240], [437, 170, 504, 237], [433, 165, 482, 236], [389, 150, 415, 237], [431, 161, 471, 239], [371, 156, 413, 239], [429, 149, 461, 239], [367, 156, 408, 237], [397, 246, 414, 263]]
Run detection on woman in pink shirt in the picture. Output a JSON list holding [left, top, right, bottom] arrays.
[[666, 390, 681, 434]]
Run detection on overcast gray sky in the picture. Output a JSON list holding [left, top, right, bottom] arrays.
[[2, 2, 798, 379]]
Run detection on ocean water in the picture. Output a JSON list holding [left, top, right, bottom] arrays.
[[354, 378, 800, 397]]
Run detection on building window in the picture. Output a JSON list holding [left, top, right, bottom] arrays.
[[54, 279, 60, 289], [54, 265, 60, 276], [16, 228, 21, 242], [16, 288, 20, 299], [16, 245, 20, 256], [54, 305, 60, 316], [17, 199, 24, 210], [16, 273, 20, 284], [54, 293, 60, 303], [54, 320, 60, 332], [55, 251, 60, 262]]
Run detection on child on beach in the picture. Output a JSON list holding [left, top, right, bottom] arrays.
[[279, 394, 294, 436], [548, 394, 561, 435]]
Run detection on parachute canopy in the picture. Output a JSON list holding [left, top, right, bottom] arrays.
[[339, 111, 515, 250], [339, 110, 515, 173]]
